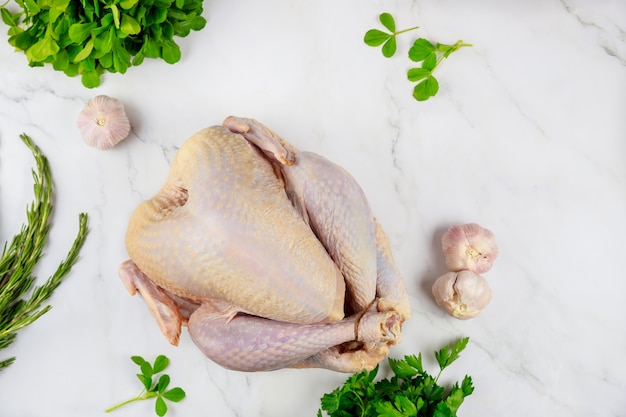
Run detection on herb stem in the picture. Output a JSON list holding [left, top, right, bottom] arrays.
[[105, 390, 157, 413], [395, 25, 419, 35], [431, 40, 472, 74], [105, 396, 144, 413], [434, 369, 443, 384]]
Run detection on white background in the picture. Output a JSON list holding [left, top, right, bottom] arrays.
[[0, 0, 625, 416]]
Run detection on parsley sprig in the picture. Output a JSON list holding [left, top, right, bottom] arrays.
[[0, 134, 89, 371], [0, 0, 207, 88], [364, 12, 471, 101], [318, 337, 474, 417], [106, 354, 186, 416]]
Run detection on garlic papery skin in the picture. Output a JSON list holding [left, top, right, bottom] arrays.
[[441, 223, 498, 274], [77, 95, 131, 150], [431, 271, 492, 320]]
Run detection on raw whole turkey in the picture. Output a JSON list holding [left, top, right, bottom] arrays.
[[119, 116, 411, 372]]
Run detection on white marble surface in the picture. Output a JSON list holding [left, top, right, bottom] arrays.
[[1, 0, 625, 416]]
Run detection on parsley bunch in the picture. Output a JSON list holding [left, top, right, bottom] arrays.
[[318, 337, 474, 417], [0, 0, 207, 88]]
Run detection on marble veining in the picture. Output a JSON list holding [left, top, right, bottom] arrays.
[[0, 0, 625, 416]]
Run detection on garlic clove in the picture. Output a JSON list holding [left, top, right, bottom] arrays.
[[431, 270, 492, 320], [77, 95, 131, 150], [441, 223, 498, 274]]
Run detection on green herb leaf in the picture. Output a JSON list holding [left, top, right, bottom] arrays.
[[421, 53, 437, 71], [381, 37, 397, 58], [1, 8, 18, 27], [155, 397, 168, 417], [398, 395, 418, 415], [73, 38, 94, 62], [110, 4, 121, 29], [408, 38, 435, 62], [379, 12, 395, 32], [137, 373, 153, 391], [163, 387, 186, 402], [434, 402, 453, 417], [94, 29, 114, 57], [374, 401, 405, 417], [161, 39, 181, 64], [389, 357, 418, 378], [52, 49, 69, 70], [153, 355, 169, 373], [68, 22, 94, 44], [50, 0, 70, 13], [119, 0, 139, 10], [404, 354, 423, 374], [461, 375, 474, 396], [120, 14, 141, 35], [142, 39, 160, 58], [364, 29, 390, 47], [26, 36, 60, 61], [23, 0, 40, 16], [435, 336, 469, 371], [407, 67, 430, 82], [413, 76, 439, 101], [112, 44, 131, 73], [140, 361, 154, 378], [156, 374, 170, 393], [131, 355, 149, 367], [444, 385, 466, 414]]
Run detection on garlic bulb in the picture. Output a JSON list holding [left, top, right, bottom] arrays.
[[441, 223, 498, 274], [431, 271, 492, 319], [77, 95, 131, 150]]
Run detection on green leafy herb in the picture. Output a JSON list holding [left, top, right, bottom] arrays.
[[364, 12, 418, 58], [364, 12, 471, 101], [0, 0, 207, 88], [318, 337, 474, 417], [407, 38, 471, 101], [0, 134, 89, 371], [106, 354, 186, 416]]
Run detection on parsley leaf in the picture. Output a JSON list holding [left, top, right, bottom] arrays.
[[319, 338, 474, 417], [434, 336, 469, 375]]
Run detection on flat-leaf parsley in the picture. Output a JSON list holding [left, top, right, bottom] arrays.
[[318, 337, 474, 417]]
